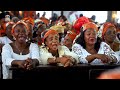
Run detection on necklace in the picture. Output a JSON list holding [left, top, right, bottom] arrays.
[[15, 42, 26, 55]]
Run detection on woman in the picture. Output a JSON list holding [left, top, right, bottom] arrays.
[[98, 22, 120, 62], [72, 22, 119, 64], [0, 22, 15, 53], [39, 29, 79, 67], [2, 21, 40, 79], [63, 30, 77, 51], [33, 22, 46, 46], [50, 25, 66, 45]]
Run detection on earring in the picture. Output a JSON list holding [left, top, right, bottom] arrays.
[[46, 46, 49, 50], [13, 36, 16, 40]]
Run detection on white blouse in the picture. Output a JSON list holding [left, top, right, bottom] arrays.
[[72, 42, 119, 65], [0, 36, 13, 44], [2, 43, 41, 79], [39, 45, 79, 65]]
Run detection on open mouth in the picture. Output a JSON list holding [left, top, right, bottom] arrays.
[[18, 36, 26, 41], [90, 38, 95, 42]]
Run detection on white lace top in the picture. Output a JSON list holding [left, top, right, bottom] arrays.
[[72, 42, 119, 65]]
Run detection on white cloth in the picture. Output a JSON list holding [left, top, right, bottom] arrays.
[[0, 36, 13, 44], [115, 51, 120, 62], [2, 43, 41, 79], [39, 45, 79, 65], [72, 42, 119, 65]]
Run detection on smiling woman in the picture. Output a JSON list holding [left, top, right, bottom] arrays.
[[2, 20, 41, 79], [39, 29, 79, 67], [72, 22, 119, 64]]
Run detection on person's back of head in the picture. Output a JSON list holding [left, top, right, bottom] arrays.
[[79, 14, 83, 17], [91, 15, 96, 21], [12, 17, 20, 23]]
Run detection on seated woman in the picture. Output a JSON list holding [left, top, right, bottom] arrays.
[[63, 30, 77, 51], [39, 29, 79, 67], [0, 22, 15, 53], [2, 21, 40, 79], [98, 22, 120, 62], [32, 22, 46, 46], [72, 22, 119, 65]]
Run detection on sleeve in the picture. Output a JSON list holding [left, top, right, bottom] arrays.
[[63, 46, 79, 63], [30, 43, 41, 63], [72, 44, 88, 64], [2, 44, 15, 66], [39, 47, 53, 65], [103, 42, 119, 64]]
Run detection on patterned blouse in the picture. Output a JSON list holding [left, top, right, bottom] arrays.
[[72, 42, 119, 65]]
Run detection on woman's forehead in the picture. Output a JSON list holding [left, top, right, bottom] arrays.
[[85, 28, 96, 32], [14, 24, 26, 29], [48, 34, 59, 38], [107, 26, 116, 30]]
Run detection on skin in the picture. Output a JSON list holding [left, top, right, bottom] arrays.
[[45, 33, 75, 67], [63, 35, 73, 50], [35, 24, 46, 45], [104, 26, 118, 51], [11, 24, 39, 70], [104, 27, 116, 43], [6, 24, 14, 41]]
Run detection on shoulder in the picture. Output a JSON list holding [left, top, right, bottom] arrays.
[[59, 45, 70, 51], [72, 43, 83, 49], [2, 43, 12, 50], [100, 42, 110, 48], [30, 43, 39, 47]]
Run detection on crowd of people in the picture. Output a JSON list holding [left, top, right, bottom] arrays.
[[0, 11, 120, 79]]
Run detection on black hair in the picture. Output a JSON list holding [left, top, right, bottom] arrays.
[[75, 30, 102, 52]]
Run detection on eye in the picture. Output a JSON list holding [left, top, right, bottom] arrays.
[[87, 33, 90, 35]]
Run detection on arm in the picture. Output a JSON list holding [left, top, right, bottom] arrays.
[[62, 46, 79, 64], [103, 42, 119, 64], [39, 47, 54, 65], [2, 44, 15, 66], [72, 44, 88, 64], [30, 43, 40, 65]]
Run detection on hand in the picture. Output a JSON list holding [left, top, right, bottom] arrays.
[[17, 60, 27, 69], [25, 58, 35, 70], [59, 56, 74, 67], [96, 54, 111, 63], [62, 55, 76, 64]]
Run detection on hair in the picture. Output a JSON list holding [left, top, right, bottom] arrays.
[[75, 30, 102, 52]]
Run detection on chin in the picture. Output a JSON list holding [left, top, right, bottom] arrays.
[[52, 47, 58, 51], [19, 40, 26, 43], [89, 42, 95, 45]]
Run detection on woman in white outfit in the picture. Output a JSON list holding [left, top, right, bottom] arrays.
[[2, 21, 40, 79], [72, 22, 119, 65], [39, 29, 79, 67]]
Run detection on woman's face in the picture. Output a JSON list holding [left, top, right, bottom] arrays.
[[36, 25, 46, 36], [63, 35, 73, 49], [13, 24, 28, 43], [6, 24, 14, 37], [45, 34, 59, 51], [104, 27, 116, 43], [84, 28, 97, 45]]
